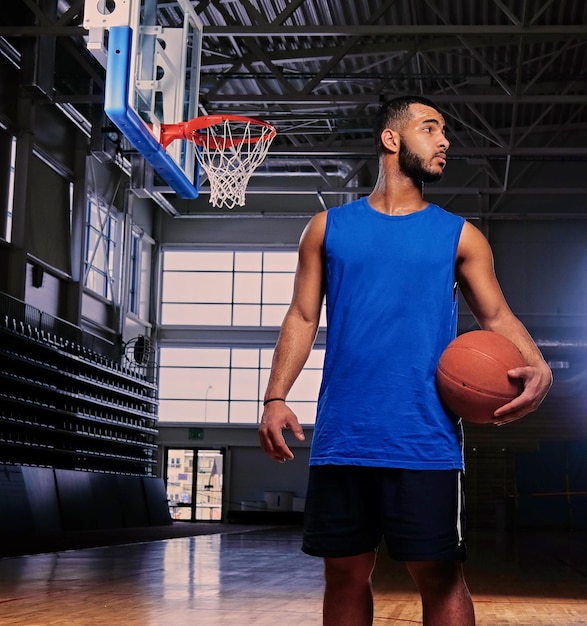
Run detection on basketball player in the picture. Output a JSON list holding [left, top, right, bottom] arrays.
[[259, 96, 552, 626]]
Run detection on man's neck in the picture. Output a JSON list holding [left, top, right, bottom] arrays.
[[368, 174, 428, 216]]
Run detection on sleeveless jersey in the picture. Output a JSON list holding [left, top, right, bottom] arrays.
[[310, 197, 465, 470]]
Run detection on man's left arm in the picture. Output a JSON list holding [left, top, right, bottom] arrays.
[[455, 221, 552, 425]]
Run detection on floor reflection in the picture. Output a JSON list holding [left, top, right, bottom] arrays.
[[0, 527, 585, 625]]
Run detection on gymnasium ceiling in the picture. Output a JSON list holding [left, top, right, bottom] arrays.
[[1, 0, 587, 216]]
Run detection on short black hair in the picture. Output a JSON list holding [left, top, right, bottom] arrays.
[[373, 95, 442, 155]]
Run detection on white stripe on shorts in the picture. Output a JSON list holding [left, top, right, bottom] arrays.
[[456, 471, 463, 545]]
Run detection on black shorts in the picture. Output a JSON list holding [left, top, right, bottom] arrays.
[[302, 465, 467, 562]]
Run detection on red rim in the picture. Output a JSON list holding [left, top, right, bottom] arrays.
[[160, 114, 276, 149]]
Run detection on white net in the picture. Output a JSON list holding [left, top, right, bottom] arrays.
[[191, 118, 275, 209]]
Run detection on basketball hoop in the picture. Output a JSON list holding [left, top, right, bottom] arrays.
[[159, 115, 276, 209]]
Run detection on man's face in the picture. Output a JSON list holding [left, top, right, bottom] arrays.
[[397, 104, 450, 184]]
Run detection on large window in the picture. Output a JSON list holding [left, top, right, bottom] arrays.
[[158, 249, 326, 425], [127, 229, 153, 321], [129, 230, 142, 316], [84, 195, 119, 300], [4, 136, 16, 243], [161, 250, 326, 326], [158, 347, 323, 425]]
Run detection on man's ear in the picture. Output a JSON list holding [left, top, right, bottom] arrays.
[[380, 128, 400, 154]]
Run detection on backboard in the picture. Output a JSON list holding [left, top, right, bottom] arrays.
[[84, 0, 203, 199]]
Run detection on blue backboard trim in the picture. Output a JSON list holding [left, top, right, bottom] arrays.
[[104, 26, 198, 200]]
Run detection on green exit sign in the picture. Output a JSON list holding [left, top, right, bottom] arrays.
[[188, 428, 204, 440]]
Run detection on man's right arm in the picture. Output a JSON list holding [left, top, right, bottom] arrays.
[[258, 211, 327, 462]]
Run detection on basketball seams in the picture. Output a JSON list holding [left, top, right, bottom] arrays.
[[436, 330, 526, 423], [437, 345, 521, 398], [436, 366, 517, 400], [448, 345, 523, 371], [438, 345, 523, 393]]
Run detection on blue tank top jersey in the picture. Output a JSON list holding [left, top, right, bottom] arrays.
[[310, 197, 465, 470]]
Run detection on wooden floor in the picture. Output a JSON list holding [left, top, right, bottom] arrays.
[[0, 525, 586, 625]]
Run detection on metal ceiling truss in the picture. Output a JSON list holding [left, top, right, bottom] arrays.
[[1, 0, 586, 213]]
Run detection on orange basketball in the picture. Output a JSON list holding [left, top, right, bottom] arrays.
[[436, 330, 527, 424]]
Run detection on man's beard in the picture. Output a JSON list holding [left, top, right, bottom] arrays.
[[398, 138, 444, 184]]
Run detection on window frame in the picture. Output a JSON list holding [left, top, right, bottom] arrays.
[[128, 229, 142, 316], [157, 247, 326, 426], [157, 345, 323, 425], [83, 193, 122, 302], [3, 134, 16, 243], [160, 249, 308, 328]]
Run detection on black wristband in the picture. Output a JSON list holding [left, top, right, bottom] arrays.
[[263, 397, 286, 406]]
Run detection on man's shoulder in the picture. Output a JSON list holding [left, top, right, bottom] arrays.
[[325, 197, 367, 224], [428, 203, 466, 225], [329, 196, 366, 213]]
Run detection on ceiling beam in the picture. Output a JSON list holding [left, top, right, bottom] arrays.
[[203, 25, 587, 36], [2, 24, 586, 37], [0, 26, 84, 36], [195, 185, 587, 195], [264, 147, 587, 157], [208, 94, 587, 105], [54, 94, 587, 107]]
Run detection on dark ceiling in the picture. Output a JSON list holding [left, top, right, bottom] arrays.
[[1, 0, 586, 212]]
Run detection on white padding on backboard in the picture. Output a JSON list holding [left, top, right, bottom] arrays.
[[83, 0, 132, 29]]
